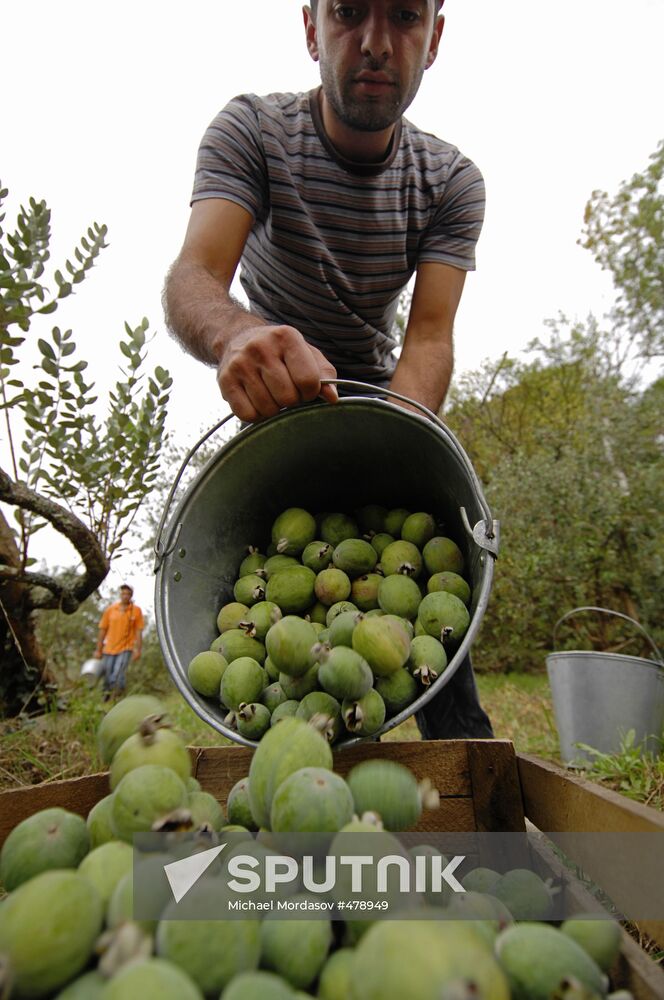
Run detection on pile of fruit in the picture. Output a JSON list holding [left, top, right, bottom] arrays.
[[0, 696, 632, 999], [188, 505, 473, 742]]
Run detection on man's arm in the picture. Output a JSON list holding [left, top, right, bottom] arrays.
[[164, 199, 337, 423], [388, 262, 467, 414], [94, 626, 107, 659]]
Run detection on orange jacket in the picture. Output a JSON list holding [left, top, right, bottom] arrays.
[[99, 601, 144, 655]]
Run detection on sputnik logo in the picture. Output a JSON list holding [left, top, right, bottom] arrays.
[[163, 843, 227, 903]]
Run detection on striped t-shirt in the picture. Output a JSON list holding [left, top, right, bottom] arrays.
[[192, 89, 485, 386]]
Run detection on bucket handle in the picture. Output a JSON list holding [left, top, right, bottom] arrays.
[[552, 606, 664, 665], [153, 379, 499, 571]]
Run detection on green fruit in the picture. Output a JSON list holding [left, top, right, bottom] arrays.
[[264, 655, 280, 681], [493, 868, 554, 920], [320, 512, 359, 547], [328, 609, 363, 647], [240, 600, 282, 640], [271, 507, 316, 556], [236, 702, 272, 739], [461, 866, 502, 894], [78, 840, 133, 906], [216, 601, 250, 633], [401, 511, 436, 547], [318, 947, 355, 1000], [216, 628, 267, 665], [379, 540, 423, 578], [377, 574, 422, 620], [314, 566, 352, 605], [0, 870, 104, 997], [111, 764, 189, 841], [495, 923, 607, 1000], [296, 691, 343, 743], [227, 777, 259, 830], [109, 722, 192, 790], [418, 591, 470, 646], [100, 958, 204, 1000], [561, 917, 622, 972], [279, 665, 319, 699], [422, 536, 465, 575], [220, 971, 295, 1000], [260, 682, 288, 712], [247, 717, 333, 828], [270, 767, 355, 832], [326, 600, 358, 625], [427, 571, 471, 605], [384, 507, 410, 536], [54, 970, 105, 999], [346, 760, 430, 831], [352, 614, 411, 676], [233, 573, 266, 606], [260, 894, 333, 988], [342, 688, 386, 735], [97, 694, 166, 765], [370, 532, 394, 557], [263, 554, 300, 578], [220, 657, 266, 710], [301, 540, 334, 572], [271, 699, 301, 725], [332, 538, 378, 578], [266, 566, 316, 613], [349, 920, 510, 1000], [407, 634, 448, 686], [350, 572, 382, 611], [266, 615, 318, 677], [156, 886, 261, 995], [1, 807, 90, 891], [86, 794, 116, 849], [317, 645, 373, 701], [188, 650, 228, 697], [305, 600, 329, 625], [444, 891, 513, 941], [238, 548, 267, 578], [188, 790, 225, 830], [375, 668, 419, 714]]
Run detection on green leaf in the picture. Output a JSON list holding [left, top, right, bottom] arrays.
[[38, 338, 56, 360]]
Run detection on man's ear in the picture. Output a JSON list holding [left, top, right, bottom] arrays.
[[303, 5, 320, 62], [425, 14, 445, 70]]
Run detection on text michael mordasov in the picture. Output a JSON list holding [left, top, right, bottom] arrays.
[[227, 898, 335, 912]]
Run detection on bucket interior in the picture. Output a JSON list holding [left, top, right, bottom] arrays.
[[155, 399, 494, 745]]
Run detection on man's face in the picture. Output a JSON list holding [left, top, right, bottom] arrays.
[[119, 588, 132, 606], [305, 1, 444, 133]]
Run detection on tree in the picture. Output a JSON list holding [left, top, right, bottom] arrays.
[[0, 182, 172, 714], [580, 138, 664, 360]]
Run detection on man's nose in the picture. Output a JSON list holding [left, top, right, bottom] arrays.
[[360, 13, 393, 63]]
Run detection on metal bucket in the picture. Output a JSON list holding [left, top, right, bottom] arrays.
[[546, 606, 664, 765], [154, 381, 499, 748]]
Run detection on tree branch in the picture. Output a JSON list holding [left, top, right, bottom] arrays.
[[0, 467, 109, 612]]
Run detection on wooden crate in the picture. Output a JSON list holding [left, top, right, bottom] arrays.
[[1, 739, 663, 998]]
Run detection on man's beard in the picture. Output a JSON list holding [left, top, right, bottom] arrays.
[[320, 61, 425, 133]]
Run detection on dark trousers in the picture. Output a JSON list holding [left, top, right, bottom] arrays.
[[415, 652, 494, 739]]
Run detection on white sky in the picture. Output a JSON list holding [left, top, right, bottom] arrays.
[[3, 0, 664, 616]]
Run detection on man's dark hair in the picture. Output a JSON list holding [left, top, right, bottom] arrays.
[[120, 584, 134, 594]]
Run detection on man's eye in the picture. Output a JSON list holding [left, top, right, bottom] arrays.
[[335, 5, 359, 18], [395, 9, 420, 23]]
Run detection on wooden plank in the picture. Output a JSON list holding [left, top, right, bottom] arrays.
[[467, 740, 526, 832], [0, 773, 109, 847], [518, 753, 664, 949], [517, 754, 664, 833]]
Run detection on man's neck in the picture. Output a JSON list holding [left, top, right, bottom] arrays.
[[319, 89, 396, 164]]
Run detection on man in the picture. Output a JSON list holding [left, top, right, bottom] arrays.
[[163, 0, 493, 738], [95, 585, 144, 694]]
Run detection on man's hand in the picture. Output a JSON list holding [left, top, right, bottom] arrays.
[[217, 324, 338, 423]]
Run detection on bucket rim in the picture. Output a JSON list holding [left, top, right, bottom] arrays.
[[546, 649, 664, 671]]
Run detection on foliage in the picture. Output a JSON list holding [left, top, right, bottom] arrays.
[[0, 179, 172, 714], [580, 138, 664, 360], [576, 730, 664, 811]]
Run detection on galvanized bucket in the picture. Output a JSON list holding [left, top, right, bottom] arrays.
[[154, 381, 499, 748], [546, 606, 664, 765]]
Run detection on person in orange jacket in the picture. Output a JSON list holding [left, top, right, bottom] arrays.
[[94, 584, 144, 693]]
